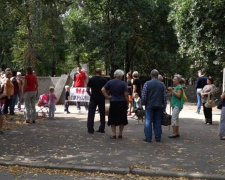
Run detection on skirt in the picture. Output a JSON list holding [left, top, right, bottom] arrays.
[[218, 106, 225, 136], [108, 101, 128, 126]]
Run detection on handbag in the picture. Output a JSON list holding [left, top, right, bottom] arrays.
[[217, 101, 223, 109], [183, 89, 187, 103], [161, 113, 171, 126], [204, 93, 216, 108]]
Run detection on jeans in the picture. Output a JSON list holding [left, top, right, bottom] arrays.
[[87, 100, 105, 132], [64, 101, 69, 112], [17, 91, 22, 110], [49, 103, 56, 118], [144, 106, 163, 141], [24, 91, 37, 121], [76, 102, 88, 110], [196, 93, 202, 113], [10, 94, 18, 115]]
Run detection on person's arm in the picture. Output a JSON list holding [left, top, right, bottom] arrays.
[[87, 86, 91, 96], [101, 87, 111, 99], [168, 87, 182, 98], [23, 78, 27, 96], [124, 91, 128, 104], [221, 93, 225, 100], [36, 78, 38, 96], [141, 82, 148, 105]]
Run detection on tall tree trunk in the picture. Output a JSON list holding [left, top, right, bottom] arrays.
[[24, 0, 36, 69]]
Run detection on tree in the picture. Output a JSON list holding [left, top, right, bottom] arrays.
[[169, 0, 225, 82]]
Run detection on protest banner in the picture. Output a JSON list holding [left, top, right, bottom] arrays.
[[70, 87, 90, 102]]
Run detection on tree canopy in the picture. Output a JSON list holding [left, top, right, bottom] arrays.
[[0, 0, 224, 82]]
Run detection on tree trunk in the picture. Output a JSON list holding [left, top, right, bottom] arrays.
[[24, 0, 36, 69]]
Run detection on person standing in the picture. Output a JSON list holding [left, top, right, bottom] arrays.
[[64, 85, 70, 114], [195, 70, 207, 114], [126, 72, 133, 116], [168, 74, 184, 138], [72, 65, 88, 111], [3, 70, 14, 120], [132, 71, 142, 98], [86, 68, 107, 134], [142, 69, 166, 142], [101, 69, 128, 139], [23, 66, 38, 123], [201, 77, 216, 125], [218, 91, 225, 140], [48, 86, 57, 120], [16, 72, 23, 112], [10, 70, 19, 115]]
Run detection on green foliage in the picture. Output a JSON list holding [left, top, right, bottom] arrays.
[[169, 0, 225, 82]]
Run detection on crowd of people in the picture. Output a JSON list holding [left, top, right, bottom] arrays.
[[0, 66, 224, 142]]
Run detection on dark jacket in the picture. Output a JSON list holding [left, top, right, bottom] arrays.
[[145, 79, 165, 108], [195, 75, 207, 89]]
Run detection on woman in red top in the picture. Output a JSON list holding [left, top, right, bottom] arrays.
[[23, 67, 38, 123]]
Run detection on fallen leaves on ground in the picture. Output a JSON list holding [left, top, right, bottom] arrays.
[[0, 165, 202, 180]]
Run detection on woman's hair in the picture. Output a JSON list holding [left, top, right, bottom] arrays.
[[127, 72, 132, 78], [207, 76, 214, 84], [49, 86, 55, 92], [5, 70, 12, 78], [114, 69, 124, 78], [26, 66, 33, 75], [133, 92, 139, 97], [132, 71, 139, 78], [65, 85, 70, 89], [174, 74, 183, 83]]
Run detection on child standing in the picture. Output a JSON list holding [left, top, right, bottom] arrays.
[[48, 86, 57, 119], [133, 93, 143, 110], [64, 85, 70, 114]]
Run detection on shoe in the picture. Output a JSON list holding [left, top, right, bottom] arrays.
[[26, 120, 30, 123], [127, 112, 131, 116], [156, 139, 160, 142], [95, 130, 105, 133], [220, 136, 225, 140], [168, 134, 180, 138], [143, 139, 151, 142], [19, 109, 23, 112], [0, 131, 4, 134], [118, 135, 122, 139], [110, 136, 116, 139], [32, 120, 35, 123], [88, 131, 94, 134], [67, 111, 70, 114], [77, 108, 81, 111]]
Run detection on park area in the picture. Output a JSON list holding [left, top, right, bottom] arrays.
[[0, 103, 224, 179]]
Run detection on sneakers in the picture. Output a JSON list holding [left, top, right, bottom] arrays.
[[64, 111, 70, 114]]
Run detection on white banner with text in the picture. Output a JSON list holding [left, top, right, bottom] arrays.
[[70, 87, 90, 102]]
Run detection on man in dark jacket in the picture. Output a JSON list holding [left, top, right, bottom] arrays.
[[142, 69, 166, 142], [195, 70, 207, 114], [86, 68, 107, 134]]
